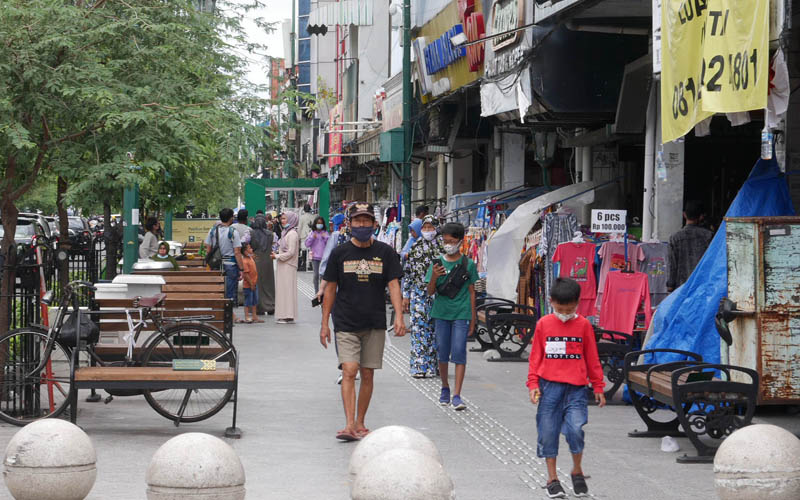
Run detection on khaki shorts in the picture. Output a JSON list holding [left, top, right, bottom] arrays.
[[336, 329, 386, 369]]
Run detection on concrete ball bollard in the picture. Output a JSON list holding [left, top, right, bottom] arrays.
[[351, 448, 455, 500], [146, 433, 245, 500], [348, 425, 442, 476], [714, 424, 800, 500], [3, 419, 97, 500]]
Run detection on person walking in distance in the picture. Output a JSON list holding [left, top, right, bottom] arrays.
[[205, 208, 244, 321], [426, 222, 479, 411], [527, 278, 606, 498], [305, 216, 330, 294], [667, 200, 714, 291], [272, 212, 299, 324], [320, 203, 406, 441], [250, 213, 276, 316]]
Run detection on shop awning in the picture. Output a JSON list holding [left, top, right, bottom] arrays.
[[308, 0, 373, 27], [486, 181, 610, 300]]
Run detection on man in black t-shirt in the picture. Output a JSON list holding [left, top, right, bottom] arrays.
[[320, 202, 406, 442]]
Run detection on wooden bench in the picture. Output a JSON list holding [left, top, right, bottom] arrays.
[[592, 328, 637, 401], [93, 297, 233, 342], [624, 348, 759, 463], [473, 298, 516, 352], [69, 360, 240, 438]]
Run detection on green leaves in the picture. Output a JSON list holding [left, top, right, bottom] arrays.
[[1, 0, 276, 214]]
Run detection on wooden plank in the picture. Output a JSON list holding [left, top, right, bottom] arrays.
[[74, 366, 234, 382], [98, 321, 224, 332], [96, 298, 229, 308], [134, 270, 221, 277], [94, 345, 227, 357], [94, 310, 225, 321], [163, 284, 224, 293], [163, 293, 225, 300], [162, 276, 224, 284], [180, 260, 207, 267]]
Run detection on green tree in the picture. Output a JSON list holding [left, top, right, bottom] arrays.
[[0, 0, 274, 332]]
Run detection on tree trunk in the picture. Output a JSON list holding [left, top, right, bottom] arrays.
[[56, 176, 71, 295], [0, 199, 19, 337], [103, 200, 118, 280]]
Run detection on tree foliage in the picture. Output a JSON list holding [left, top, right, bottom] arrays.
[[0, 0, 278, 333]]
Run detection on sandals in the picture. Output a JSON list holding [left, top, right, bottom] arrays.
[[335, 430, 360, 442], [235, 319, 253, 324]]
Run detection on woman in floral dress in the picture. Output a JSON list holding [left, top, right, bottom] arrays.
[[402, 216, 444, 378]]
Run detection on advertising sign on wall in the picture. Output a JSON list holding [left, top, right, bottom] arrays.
[[171, 219, 217, 244], [661, 0, 769, 143]]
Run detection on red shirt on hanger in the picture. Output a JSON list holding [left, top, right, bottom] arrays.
[[599, 271, 652, 335], [552, 242, 598, 317]]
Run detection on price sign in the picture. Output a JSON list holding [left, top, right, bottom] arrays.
[[591, 210, 627, 234], [661, 0, 769, 143]]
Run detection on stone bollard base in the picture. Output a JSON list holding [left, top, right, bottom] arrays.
[[146, 485, 246, 500]]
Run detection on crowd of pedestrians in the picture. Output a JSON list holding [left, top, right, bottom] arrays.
[[203, 200, 605, 497]]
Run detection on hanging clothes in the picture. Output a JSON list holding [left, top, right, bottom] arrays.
[[517, 249, 536, 308], [595, 241, 645, 312], [639, 242, 670, 307], [538, 212, 578, 307], [598, 271, 652, 334], [552, 242, 598, 317]]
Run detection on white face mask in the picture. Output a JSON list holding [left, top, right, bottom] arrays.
[[316, 224, 324, 230], [443, 242, 461, 255], [554, 312, 577, 323], [421, 230, 436, 241]]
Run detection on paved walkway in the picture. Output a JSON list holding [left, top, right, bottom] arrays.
[[0, 271, 797, 499]]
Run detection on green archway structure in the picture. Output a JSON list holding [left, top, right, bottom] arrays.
[[244, 178, 330, 224]]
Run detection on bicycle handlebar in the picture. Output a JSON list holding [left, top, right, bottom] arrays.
[[67, 280, 97, 292]]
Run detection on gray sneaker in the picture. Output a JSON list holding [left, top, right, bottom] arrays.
[[546, 480, 567, 498], [571, 474, 589, 497]]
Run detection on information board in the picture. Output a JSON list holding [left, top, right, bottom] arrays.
[[591, 209, 627, 233]]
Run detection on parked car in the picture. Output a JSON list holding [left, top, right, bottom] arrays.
[[45, 216, 60, 239], [0, 217, 50, 248], [18, 212, 54, 245], [67, 216, 93, 250]]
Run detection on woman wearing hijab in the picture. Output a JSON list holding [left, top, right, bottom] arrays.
[[150, 241, 180, 270], [271, 211, 299, 323], [250, 214, 276, 315], [400, 218, 424, 260], [401, 215, 444, 378]]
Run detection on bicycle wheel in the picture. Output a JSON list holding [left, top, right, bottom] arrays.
[[141, 323, 235, 423], [0, 328, 73, 426]]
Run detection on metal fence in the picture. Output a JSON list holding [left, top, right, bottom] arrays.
[[0, 234, 120, 334]]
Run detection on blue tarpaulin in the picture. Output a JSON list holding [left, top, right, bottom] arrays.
[[644, 158, 795, 363]]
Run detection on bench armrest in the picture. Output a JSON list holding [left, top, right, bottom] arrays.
[[671, 363, 759, 387], [594, 328, 634, 343], [624, 348, 703, 381]]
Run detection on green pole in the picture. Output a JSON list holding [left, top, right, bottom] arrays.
[[164, 210, 173, 240], [287, 0, 297, 209], [401, 0, 412, 243], [318, 181, 330, 227], [122, 184, 140, 274]]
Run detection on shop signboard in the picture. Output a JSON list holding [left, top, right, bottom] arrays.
[[661, 0, 769, 143], [414, 0, 485, 103], [591, 209, 627, 234], [328, 104, 342, 167], [170, 219, 217, 244], [490, 0, 525, 50]]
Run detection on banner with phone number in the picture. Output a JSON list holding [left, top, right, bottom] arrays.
[[661, 0, 769, 143]]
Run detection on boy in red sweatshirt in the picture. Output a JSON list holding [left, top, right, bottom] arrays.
[[527, 278, 606, 498]]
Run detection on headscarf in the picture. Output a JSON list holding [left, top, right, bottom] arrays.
[[331, 213, 345, 232], [279, 211, 299, 250], [400, 218, 424, 258], [250, 214, 272, 252], [150, 241, 179, 270], [403, 219, 444, 291]]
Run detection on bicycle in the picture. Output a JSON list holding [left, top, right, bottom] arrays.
[[0, 281, 237, 426]]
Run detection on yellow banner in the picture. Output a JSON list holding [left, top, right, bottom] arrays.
[[169, 219, 217, 244], [661, 0, 769, 143]]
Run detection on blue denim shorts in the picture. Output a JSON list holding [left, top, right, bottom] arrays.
[[243, 286, 258, 307], [434, 319, 469, 364], [536, 378, 589, 458]]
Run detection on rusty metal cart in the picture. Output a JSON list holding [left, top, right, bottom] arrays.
[[716, 216, 800, 405]]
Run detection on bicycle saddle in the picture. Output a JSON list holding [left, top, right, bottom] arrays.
[[135, 293, 167, 308]]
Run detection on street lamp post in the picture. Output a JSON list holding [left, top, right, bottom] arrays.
[[401, 0, 412, 242]]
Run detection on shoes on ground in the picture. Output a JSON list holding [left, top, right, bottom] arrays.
[[452, 395, 466, 411], [439, 387, 450, 405], [545, 480, 567, 498], [571, 474, 589, 497]]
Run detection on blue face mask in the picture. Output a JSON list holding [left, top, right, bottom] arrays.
[[351, 226, 373, 242]]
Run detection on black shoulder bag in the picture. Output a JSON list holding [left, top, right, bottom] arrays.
[[206, 226, 222, 270], [436, 256, 471, 299]]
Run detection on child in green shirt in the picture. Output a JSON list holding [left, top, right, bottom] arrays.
[[426, 222, 479, 411]]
